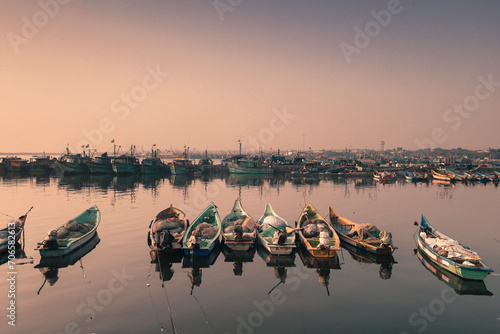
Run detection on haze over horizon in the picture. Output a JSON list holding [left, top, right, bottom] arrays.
[[2, 0, 499, 154]]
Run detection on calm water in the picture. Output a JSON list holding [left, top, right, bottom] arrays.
[[1, 173, 499, 334]]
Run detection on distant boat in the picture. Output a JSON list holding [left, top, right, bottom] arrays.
[[296, 203, 340, 258], [141, 147, 165, 175], [0, 208, 32, 253], [112, 146, 141, 175], [415, 215, 493, 280], [221, 199, 257, 251], [328, 207, 394, 256], [35, 205, 100, 257], [3, 157, 29, 173], [28, 156, 52, 174], [59, 147, 90, 174], [182, 203, 222, 256], [256, 203, 296, 255], [148, 206, 188, 260], [170, 158, 194, 175], [431, 170, 453, 181], [404, 171, 417, 182], [87, 153, 114, 174], [227, 159, 273, 174]]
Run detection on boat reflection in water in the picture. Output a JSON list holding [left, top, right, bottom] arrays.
[[222, 246, 256, 276], [297, 244, 341, 295], [257, 244, 296, 293], [341, 242, 396, 280], [35, 234, 100, 293], [182, 245, 221, 293], [416, 248, 493, 296], [149, 251, 184, 282]]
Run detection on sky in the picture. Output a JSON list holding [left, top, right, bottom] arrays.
[[1, 0, 499, 154]]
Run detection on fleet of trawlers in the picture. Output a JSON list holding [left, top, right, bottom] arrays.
[[1, 145, 499, 183]]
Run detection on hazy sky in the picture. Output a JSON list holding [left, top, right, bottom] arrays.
[[1, 0, 499, 154]]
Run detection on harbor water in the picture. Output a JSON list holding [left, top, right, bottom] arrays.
[[1, 173, 499, 334]]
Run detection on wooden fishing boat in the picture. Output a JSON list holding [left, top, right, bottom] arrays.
[[182, 203, 222, 256], [404, 171, 417, 182], [256, 203, 296, 255], [328, 207, 394, 255], [431, 170, 453, 181], [87, 153, 114, 174], [35, 205, 101, 257], [415, 215, 493, 280], [28, 156, 52, 174], [170, 158, 194, 175], [417, 248, 492, 296], [0, 208, 32, 253], [148, 206, 188, 259], [112, 155, 140, 175], [3, 157, 29, 173], [296, 203, 340, 257], [464, 171, 479, 181], [59, 147, 90, 174], [227, 159, 274, 174], [141, 147, 165, 174], [221, 199, 257, 251]]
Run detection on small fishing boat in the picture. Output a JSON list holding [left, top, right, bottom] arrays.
[[464, 171, 479, 182], [182, 203, 222, 256], [328, 207, 394, 255], [221, 199, 257, 251], [431, 170, 453, 181], [256, 203, 296, 255], [148, 206, 188, 259], [415, 215, 493, 280], [296, 203, 340, 258], [35, 205, 101, 257], [0, 207, 32, 253], [404, 171, 417, 182]]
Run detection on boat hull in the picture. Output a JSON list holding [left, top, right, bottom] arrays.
[[228, 163, 273, 174], [87, 162, 114, 174], [416, 216, 493, 281], [112, 163, 140, 175]]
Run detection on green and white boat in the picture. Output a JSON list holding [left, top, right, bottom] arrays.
[[182, 203, 222, 256], [415, 215, 493, 281], [87, 153, 114, 174], [227, 159, 273, 174], [221, 199, 257, 251], [257, 203, 296, 255], [35, 205, 101, 257]]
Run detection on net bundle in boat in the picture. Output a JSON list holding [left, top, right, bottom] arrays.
[[55, 220, 94, 240], [420, 233, 480, 263]]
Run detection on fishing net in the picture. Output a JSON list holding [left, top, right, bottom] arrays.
[[261, 216, 286, 231], [347, 223, 380, 240], [152, 217, 184, 234], [55, 220, 94, 240], [194, 222, 218, 239], [420, 232, 481, 263], [302, 220, 332, 238], [223, 216, 253, 233]]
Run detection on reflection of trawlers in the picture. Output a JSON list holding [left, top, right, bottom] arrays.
[[342, 242, 395, 280], [416, 248, 492, 296], [35, 234, 100, 293]]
